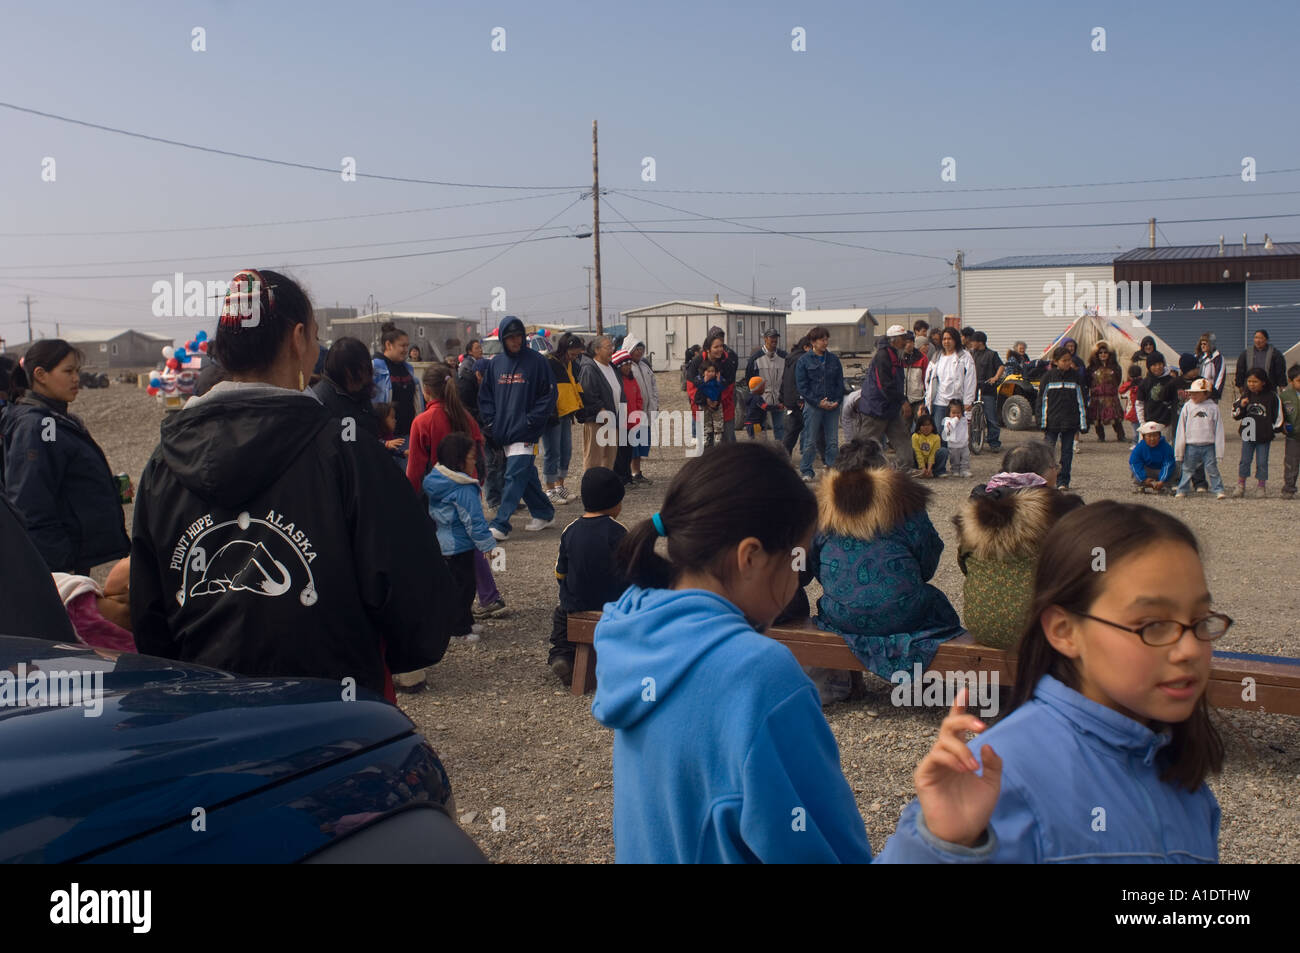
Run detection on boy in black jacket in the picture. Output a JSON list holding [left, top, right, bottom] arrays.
[[1135, 351, 1179, 442], [1037, 346, 1087, 490], [548, 468, 628, 685]]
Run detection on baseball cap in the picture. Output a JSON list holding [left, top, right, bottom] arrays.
[[1190, 378, 1211, 392], [763, 328, 779, 338], [886, 324, 907, 337], [1138, 421, 1164, 435], [611, 349, 632, 365]]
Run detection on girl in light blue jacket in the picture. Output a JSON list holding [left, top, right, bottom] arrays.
[[883, 500, 1225, 863]]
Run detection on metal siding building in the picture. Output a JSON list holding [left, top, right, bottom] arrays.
[[9, 329, 175, 369], [327, 312, 476, 361], [870, 307, 943, 333], [1246, 280, 1300, 356], [623, 300, 787, 368], [787, 309, 876, 355], [960, 254, 1117, 357], [1145, 284, 1245, 357]]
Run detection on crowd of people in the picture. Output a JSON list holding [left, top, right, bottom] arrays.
[[0, 271, 1288, 863]]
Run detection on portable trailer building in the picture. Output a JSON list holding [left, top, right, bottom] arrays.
[[622, 298, 788, 369], [326, 312, 477, 362], [786, 309, 876, 356]]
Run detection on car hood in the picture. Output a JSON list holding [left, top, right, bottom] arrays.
[[0, 637, 416, 862]]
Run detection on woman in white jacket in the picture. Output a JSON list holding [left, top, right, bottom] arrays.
[[924, 327, 977, 429]]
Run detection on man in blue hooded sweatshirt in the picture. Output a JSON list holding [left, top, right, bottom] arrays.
[[477, 316, 557, 539]]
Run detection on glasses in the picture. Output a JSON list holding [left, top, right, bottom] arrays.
[[1073, 611, 1233, 647]]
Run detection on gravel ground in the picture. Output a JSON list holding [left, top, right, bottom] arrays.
[[75, 376, 1300, 863]]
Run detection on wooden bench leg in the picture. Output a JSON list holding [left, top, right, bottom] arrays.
[[571, 643, 597, 696]]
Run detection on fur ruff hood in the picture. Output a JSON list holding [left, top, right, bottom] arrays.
[[953, 487, 1080, 560], [816, 466, 931, 539]]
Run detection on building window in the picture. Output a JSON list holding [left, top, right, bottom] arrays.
[[417, 326, 425, 338], [111, 343, 119, 355], [736, 318, 744, 336], [99, 343, 108, 352]]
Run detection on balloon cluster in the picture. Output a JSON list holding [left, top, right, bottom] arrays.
[[147, 330, 209, 398]]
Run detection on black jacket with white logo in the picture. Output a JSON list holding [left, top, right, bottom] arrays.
[[130, 383, 453, 695]]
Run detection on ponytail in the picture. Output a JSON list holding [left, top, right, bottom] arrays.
[[422, 364, 472, 436], [616, 442, 817, 590]]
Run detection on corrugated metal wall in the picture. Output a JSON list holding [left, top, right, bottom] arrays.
[[1147, 283, 1244, 357], [1246, 280, 1300, 354], [961, 266, 1114, 356]]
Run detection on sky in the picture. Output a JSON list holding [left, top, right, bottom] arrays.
[[2, 0, 1298, 346]]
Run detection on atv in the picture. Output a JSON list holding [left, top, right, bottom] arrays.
[[995, 361, 1047, 430]]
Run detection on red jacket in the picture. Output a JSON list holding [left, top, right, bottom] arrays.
[[406, 400, 482, 494], [623, 373, 644, 426]]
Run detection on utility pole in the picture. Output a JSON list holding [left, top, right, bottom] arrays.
[[592, 120, 603, 335], [954, 251, 964, 321], [584, 266, 594, 331], [21, 295, 36, 343]]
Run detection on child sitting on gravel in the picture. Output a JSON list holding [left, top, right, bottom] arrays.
[[1130, 421, 1177, 494], [592, 441, 1002, 863], [422, 434, 495, 648], [548, 467, 628, 686], [887, 501, 1225, 862]]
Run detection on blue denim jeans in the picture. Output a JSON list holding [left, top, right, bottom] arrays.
[[978, 390, 1002, 448], [1176, 444, 1224, 495], [1044, 430, 1076, 486], [541, 418, 573, 483], [800, 404, 840, 476], [1238, 440, 1270, 481], [491, 451, 555, 535], [766, 407, 785, 441]]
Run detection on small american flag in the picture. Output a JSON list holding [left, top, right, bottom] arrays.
[[1192, 301, 1204, 310], [1248, 304, 1261, 312]]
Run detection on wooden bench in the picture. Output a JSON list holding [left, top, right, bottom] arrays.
[[565, 611, 1300, 715]]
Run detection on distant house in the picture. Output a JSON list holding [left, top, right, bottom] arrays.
[[787, 309, 877, 356], [623, 297, 788, 368], [869, 306, 944, 334], [8, 328, 174, 369], [326, 312, 477, 361]]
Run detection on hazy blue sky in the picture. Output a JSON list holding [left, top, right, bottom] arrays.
[[2, 0, 1297, 345]]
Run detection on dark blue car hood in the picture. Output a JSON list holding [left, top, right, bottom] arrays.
[[0, 637, 416, 862]]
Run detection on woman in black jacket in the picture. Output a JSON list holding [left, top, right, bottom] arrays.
[[311, 337, 379, 438], [130, 269, 454, 699], [2, 339, 130, 574]]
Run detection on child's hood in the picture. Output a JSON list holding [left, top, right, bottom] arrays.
[[422, 463, 478, 501], [591, 585, 756, 731]]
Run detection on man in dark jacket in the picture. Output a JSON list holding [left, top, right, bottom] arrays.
[[969, 330, 1004, 451], [855, 324, 911, 461], [477, 315, 557, 539], [578, 334, 625, 472], [794, 326, 844, 480], [1036, 346, 1088, 490], [1234, 329, 1288, 394], [130, 383, 451, 697], [0, 493, 78, 642], [780, 336, 819, 458]]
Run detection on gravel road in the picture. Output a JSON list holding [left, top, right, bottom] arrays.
[[75, 375, 1299, 863]]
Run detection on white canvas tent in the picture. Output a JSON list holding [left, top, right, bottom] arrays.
[[1284, 338, 1300, 370], [1039, 313, 1180, 368]]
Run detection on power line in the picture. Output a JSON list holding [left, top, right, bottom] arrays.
[[612, 191, 953, 262], [601, 209, 1300, 237], [0, 101, 585, 191], [616, 168, 1300, 196], [0, 192, 568, 239], [600, 196, 750, 299]]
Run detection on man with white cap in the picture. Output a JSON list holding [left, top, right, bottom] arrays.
[[1129, 420, 1178, 494], [853, 324, 913, 458]]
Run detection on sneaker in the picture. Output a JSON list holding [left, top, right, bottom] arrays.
[[392, 668, 426, 692], [1216, 492, 1228, 500], [960, 470, 972, 478], [556, 486, 572, 503], [1174, 492, 1188, 499], [1230, 485, 1245, 498], [489, 526, 507, 541], [549, 655, 574, 687], [937, 472, 950, 479], [524, 517, 555, 532], [474, 598, 508, 619], [801, 474, 815, 483], [546, 488, 563, 505], [455, 631, 480, 644], [1056, 484, 1069, 491], [1255, 485, 1267, 499], [633, 473, 653, 485], [1282, 490, 1297, 499]]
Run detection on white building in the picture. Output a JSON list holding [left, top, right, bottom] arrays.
[[622, 298, 787, 368], [960, 253, 1116, 356], [787, 309, 876, 355], [326, 312, 477, 361]]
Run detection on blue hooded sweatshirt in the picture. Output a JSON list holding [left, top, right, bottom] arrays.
[[882, 674, 1220, 863], [1129, 435, 1176, 482], [477, 316, 557, 446], [590, 585, 998, 863], [422, 463, 496, 557]]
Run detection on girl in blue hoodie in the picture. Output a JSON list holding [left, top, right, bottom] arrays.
[[591, 441, 1004, 863], [422, 434, 496, 643], [883, 500, 1225, 862]]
